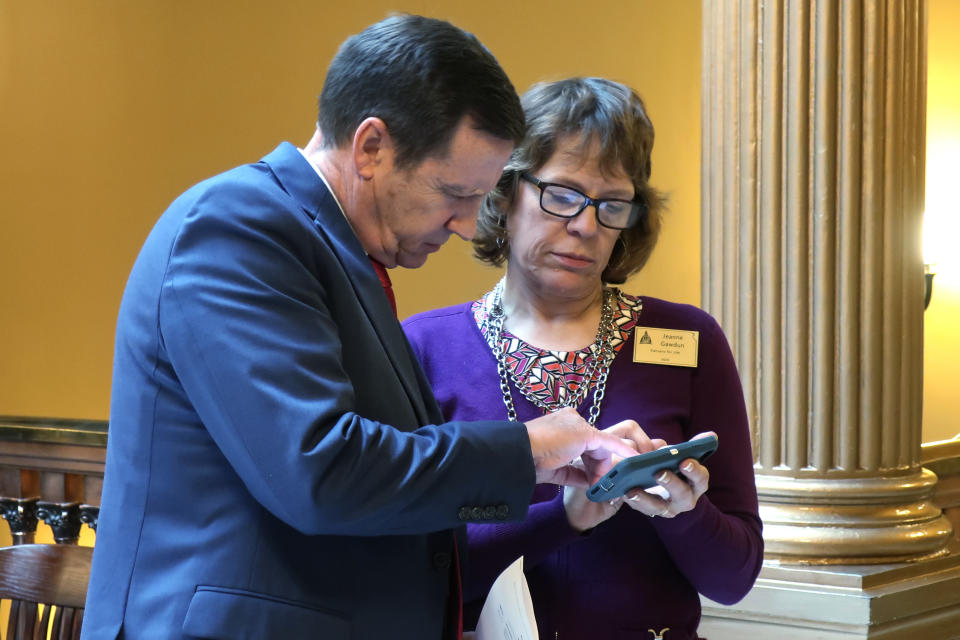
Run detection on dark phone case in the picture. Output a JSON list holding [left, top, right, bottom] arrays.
[[586, 435, 718, 502]]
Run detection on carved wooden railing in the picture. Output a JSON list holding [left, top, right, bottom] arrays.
[[0, 497, 97, 545], [0, 416, 106, 544]]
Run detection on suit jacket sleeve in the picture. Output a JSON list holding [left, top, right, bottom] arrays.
[[156, 178, 535, 536]]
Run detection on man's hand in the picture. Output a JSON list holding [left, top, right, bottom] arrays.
[[524, 409, 655, 486]]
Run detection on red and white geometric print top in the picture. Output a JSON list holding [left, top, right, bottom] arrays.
[[472, 288, 643, 412]]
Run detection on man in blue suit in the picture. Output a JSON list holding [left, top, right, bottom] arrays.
[[83, 15, 645, 639]]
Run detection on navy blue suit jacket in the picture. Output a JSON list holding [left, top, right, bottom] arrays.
[[83, 143, 535, 639]]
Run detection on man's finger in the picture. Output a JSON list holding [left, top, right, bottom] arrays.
[[603, 419, 655, 453], [537, 464, 588, 487], [588, 430, 645, 460]]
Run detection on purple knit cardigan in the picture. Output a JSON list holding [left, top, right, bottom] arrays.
[[403, 296, 763, 640]]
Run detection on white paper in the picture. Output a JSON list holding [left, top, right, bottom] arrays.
[[474, 556, 539, 640]]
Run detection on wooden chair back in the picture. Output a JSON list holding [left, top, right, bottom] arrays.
[[0, 544, 92, 640]]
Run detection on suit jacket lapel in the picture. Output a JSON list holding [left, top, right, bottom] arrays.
[[259, 143, 438, 426]]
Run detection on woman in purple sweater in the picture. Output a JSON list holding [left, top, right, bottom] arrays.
[[403, 78, 762, 640]]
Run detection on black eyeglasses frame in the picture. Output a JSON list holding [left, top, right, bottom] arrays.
[[519, 172, 646, 231]]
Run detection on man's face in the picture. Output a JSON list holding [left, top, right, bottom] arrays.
[[372, 117, 514, 269]]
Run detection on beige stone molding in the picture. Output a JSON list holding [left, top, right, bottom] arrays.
[[700, 542, 960, 639]]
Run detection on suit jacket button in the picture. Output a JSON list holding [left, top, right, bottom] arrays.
[[433, 552, 452, 569], [470, 506, 484, 520], [495, 505, 510, 520], [458, 507, 471, 521], [483, 506, 497, 520]]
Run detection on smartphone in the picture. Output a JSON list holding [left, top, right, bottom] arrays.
[[586, 434, 718, 502]]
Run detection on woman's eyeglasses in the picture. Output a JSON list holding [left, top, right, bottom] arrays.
[[520, 173, 645, 230]]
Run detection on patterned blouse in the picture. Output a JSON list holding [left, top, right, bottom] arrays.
[[471, 287, 643, 412]]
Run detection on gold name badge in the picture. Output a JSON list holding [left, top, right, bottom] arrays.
[[633, 327, 699, 367]]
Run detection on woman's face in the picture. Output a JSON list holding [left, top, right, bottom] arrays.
[[506, 137, 632, 301]]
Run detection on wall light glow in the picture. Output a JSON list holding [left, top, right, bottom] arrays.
[[924, 140, 960, 288]]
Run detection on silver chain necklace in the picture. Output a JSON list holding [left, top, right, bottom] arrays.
[[487, 279, 617, 426]]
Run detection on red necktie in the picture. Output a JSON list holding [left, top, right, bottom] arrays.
[[369, 258, 397, 316], [368, 256, 462, 638]]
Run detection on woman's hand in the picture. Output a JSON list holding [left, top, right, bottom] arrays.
[[601, 419, 667, 458], [562, 420, 665, 531], [563, 485, 622, 532], [621, 431, 715, 519]]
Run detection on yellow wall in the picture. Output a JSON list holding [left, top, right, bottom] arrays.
[[0, 0, 701, 420], [391, 2, 702, 318], [1, 1, 955, 443], [924, 0, 960, 443]]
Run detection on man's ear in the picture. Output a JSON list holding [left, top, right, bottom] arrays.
[[352, 117, 393, 180]]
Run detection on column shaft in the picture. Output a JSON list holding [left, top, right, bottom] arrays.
[[702, 0, 949, 562]]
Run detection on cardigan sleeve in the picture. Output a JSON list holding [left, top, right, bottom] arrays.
[[647, 316, 764, 604], [463, 492, 584, 602]]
